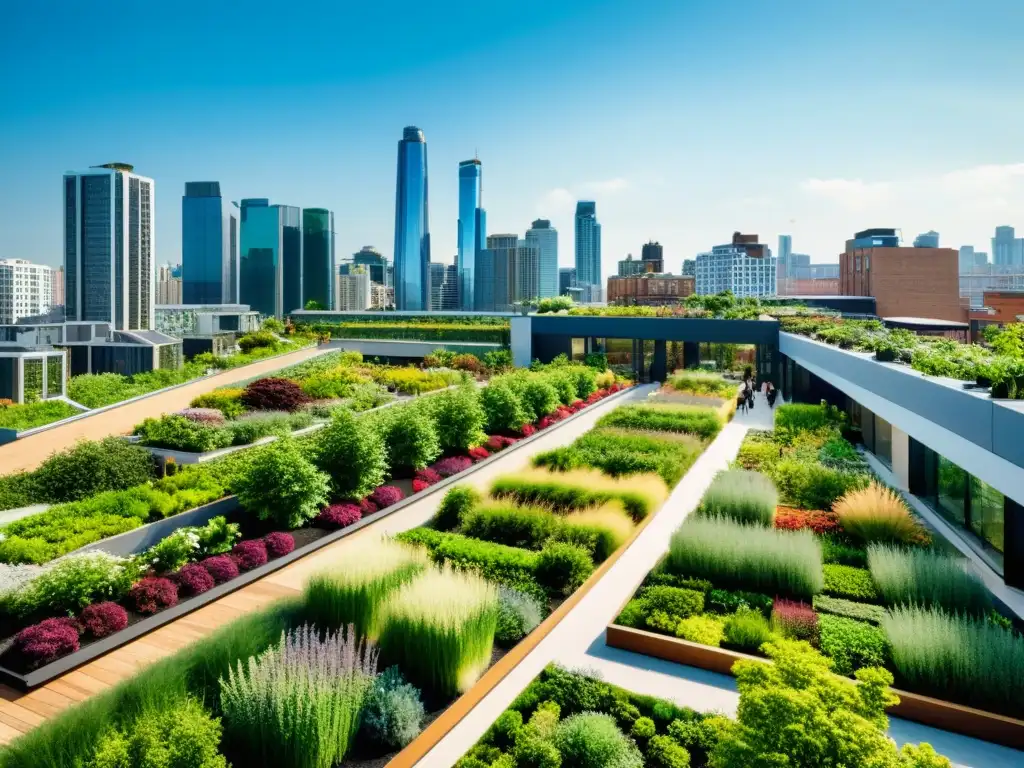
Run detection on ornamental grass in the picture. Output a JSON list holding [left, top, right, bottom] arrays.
[[881, 606, 1024, 717], [867, 544, 991, 616], [303, 539, 429, 640], [668, 516, 823, 600], [833, 484, 923, 545], [697, 469, 778, 527], [219, 623, 378, 768], [559, 503, 635, 561], [597, 403, 723, 440], [378, 567, 498, 699]]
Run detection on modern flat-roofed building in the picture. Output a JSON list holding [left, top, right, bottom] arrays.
[[182, 181, 239, 305], [606, 273, 694, 305], [0, 259, 53, 324], [695, 232, 776, 297]]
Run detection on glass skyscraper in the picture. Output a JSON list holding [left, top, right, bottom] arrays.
[[302, 208, 335, 309], [341, 246, 388, 287], [574, 201, 601, 294], [393, 126, 430, 310], [63, 163, 155, 330], [526, 219, 558, 298], [239, 199, 283, 318], [279, 205, 302, 314], [182, 181, 239, 305], [457, 159, 482, 310]]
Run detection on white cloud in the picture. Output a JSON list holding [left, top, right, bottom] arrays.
[[800, 178, 891, 211], [535, 187, 575, 217]]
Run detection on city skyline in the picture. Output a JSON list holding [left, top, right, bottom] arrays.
[[3, 2, 1023, 281]]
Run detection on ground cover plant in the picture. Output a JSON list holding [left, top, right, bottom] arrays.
[[597, 402, 722, 440], [0, 399, 83, 432]]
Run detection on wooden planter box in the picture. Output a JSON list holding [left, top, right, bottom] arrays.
[[605, 623, 1024, 750]]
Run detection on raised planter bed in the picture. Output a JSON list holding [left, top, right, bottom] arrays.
[[0, 383, 640, 691], [605, 622, 1024, 750]]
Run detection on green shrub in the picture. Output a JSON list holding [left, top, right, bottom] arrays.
[[539, 428, 703, 486], [882, 606, 1024, 718], [491, 469, 666, 522], [631, 715, 655, 740], [234, 438, 330, 529], [433, 486, 481, 531], [146, 528, 202, 573], [554, 713, 643, 768], [768, 458, 869, 510], [822, 564, 878, 601], [722, 606, 774, 653], [358, 666, 425, 749], [668, 370, 734, 399], [518, 375, 560, 421], [812, 595, 886, 624], [33, 437, 154, 503], [227, 410, 311, 446], [135, 414, 233, 452], [705, 588, 773, 617], [598, 404, 721, 440], [397, 528, 540, 588], [2, 552, 143, 618], [867, 545, 991, 616], [647, 733, 692, 768], [674, 615, 726, 646], [480, 379, 529, 433], [431, 385, 487, 451], [820, 535, 868, 567], [535, 542, 593, 595], [313, 409, 387, 500], [0, 472, 40, 512], [555, 504, 634, 562], [668, 517, 823, 600], [0, 400, 81, 432], [460, 503, 559, 550], [816, 614, 889, 675], [495, 585, 544, 646], [638, 585, 704, 620], [697, 469, 777, 526], [774, 403, 838, 436], [190, 389, 246, 418]]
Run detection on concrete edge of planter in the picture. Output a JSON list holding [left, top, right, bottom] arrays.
[[604, 623, 1024, 751], [0, 384, 640, 691]]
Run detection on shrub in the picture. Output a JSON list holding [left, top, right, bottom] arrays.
[[460, 503, 560, 550], [433, 485, 480, 530], [639, 585, 705, 620], [822, 564, 878, 601], [647, 734, 692, 768], [399, 528, 541, 589], [674, 615, 726, 646], [147, 527, 201, 573], [540, 428, 703, 486], [668, 370, 735, 399], [480, 379, 529, 433], [698, 469, 777, 526], [769, 458, 869, 510], [554, 712, 643, 768], [235, 438, 330, 528], [774, 403, 835, 436], [177, 407, 227, 425], [557, 503, 635, 561], [13, 617, 80, 666], [520, 376, 560, 421], [195, 515, 241, 556], [231, 539, 269, 571], [359, 666, 426, 749], [190, 388, 246, 418], [469, 445, 489, 461], [377, 404, 441, 471], [78, 601, 128, 638], [817, 614, 889, 675], [173, 562, 216, 596], [431, 386, 487, 451], [706, 588, 773, 617], [821, 535, 867, 567], [3, 551, 142, 618], [315, 503, 362, 529], [228, 410, 312, 446], [834, 484, 922, 544], [304, 539, 429, 639], [264, 532, 295, 558], [370, 485, 405, 509], [128, 577, 179, 615], [432, 455, 473, 478], [668, 517, 823, 600], [33, 437, 154, 503], [360, 497, 379, 515], [240, 377, 308, 412], [812, 594, 887, 624], [771, 598, 818, 643], [881, 606, 1024, 717], [379, 568, 498, 698], [486, 434, 517, 452], [495, 585, 544, 646], [535, 542, 593, 595], [867, 545, 990, 616], [314, 409, 388, 500], [135, 414, 233, 453], [723, 606, 774, 653], [598, 403, 721, 440], [220, 624, 377, 768], [415, 466, 443, 487], [201, 554, 239, 584], [774, 506, 841, 534]]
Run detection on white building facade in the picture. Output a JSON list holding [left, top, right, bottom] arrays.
[[336, 269, 372, 311], [695, 244, 777, 298], [0, 259, 53, 324], [525, 219, 558, 298]]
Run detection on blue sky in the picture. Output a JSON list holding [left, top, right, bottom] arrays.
[[2, 0, 1023, 275]]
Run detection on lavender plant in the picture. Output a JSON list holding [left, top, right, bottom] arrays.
[[219, 623, 379, 768]]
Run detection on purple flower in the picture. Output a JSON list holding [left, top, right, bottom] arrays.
[[370, 485, 404, 509], [201, 555, 239, 584], [79, 602, 128, 639], [264, 532, 296, 558]]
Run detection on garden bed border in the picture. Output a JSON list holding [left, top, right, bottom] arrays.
[[0, 383, 640, 691], [604, 622, 1024, 750]]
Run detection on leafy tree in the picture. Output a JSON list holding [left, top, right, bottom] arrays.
[[314, 409, 388, 499], [261, 316, 285, 333], [377, 403, 441, 471], [235, 438, 330, 528], [431, 385, 486, 451], [304, 299, 326, 311]]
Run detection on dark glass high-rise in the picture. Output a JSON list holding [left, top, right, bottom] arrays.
[[303, 208, 334, 309], [182, 182, 239, 305], [393, 126, 430, 310]]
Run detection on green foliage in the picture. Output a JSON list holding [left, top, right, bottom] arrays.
[[673, 615, 726, 646], [722, 606, 775, 653], [359, 666, 426, 749], [668, 370, 735, 399], [490, 471, 663, 522], [812, 594, 887, 624], [397, 528, 540, 589], [33, 437, 155, 503], [480, 379, 530, 433], [0, 472, 40, 512], [705, 588, 773, 617], [313, 408, 387, 500], [483, 349, 514, 372], [433, 486, 482, 531], [817, 614, 890, 675], [774, 403, 841, 437], [189, 389, 245, 418], [227, 411, 312, 446], [374, 402, 441, 471], [535, 296, 575, 313], [822, 564, 878, 601], [460, 503, 560, 550], [820, 535, 868, 567], [135, 414, 233, 453], [637, 585, 705, 621], [697, 469, 777, 527], [867, 545, 991, 616], [882, 606, 1024, 718], [646, 734, 692, 768], [535, 542, 594, 595], [668, 517, 824, 600], [598, 404, 722, 440], [768, 457, 870, 510], [554, 713, 643, 768], [0, 400, 81, 432], [495, 585, 544, 646], [519, 375, 560, 421], [234, 437, 330, 528], [431, 385, 487, 451], [146, 527, 201, 573], [2, 552, 143, 618]]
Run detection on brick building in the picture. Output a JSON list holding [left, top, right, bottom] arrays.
[[968, 290, 1024, 340], [606, 273, 695, 305], [839, 228, 964, 322]]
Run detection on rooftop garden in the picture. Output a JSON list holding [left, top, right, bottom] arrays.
[[0, 399, 83, 432], [293, 315, 511, 345], [534, 292, 825, 320]]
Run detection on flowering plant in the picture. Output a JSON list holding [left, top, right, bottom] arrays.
[[316, 504, 362, 529]]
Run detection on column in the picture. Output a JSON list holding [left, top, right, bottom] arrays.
[[510, 316, 533, 368], [651, 339, 667, 382], [683, 341, 699, 368], [890, 425, 910, 490]]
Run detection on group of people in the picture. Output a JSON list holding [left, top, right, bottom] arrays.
[[738, 373, 777, 412]]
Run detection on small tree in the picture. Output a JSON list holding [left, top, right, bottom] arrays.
[[379, 404, 441, 471], [480, 379, 529, 433], [235, 438, 330, 529], [314, 409, 388, 499], [431, 385, 486, 451]]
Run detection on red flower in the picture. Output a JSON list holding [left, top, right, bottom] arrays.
[[201, 555, 240, 584], [79, 602, 128, 638], [519, 424, 537, 437], [315, 503, 362, 529], [172, 563, 216, 596], [231, 539, 269, 571], [128, 577, 179, 615], [468, 445, 490, 462], [14, 618, 80, 666], [264, 532, 296, 558]]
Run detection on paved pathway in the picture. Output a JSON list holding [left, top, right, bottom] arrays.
[[0, 345, 331, 476], [0, 385, 654, 745]]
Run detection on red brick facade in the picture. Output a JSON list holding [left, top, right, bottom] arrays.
[[606, 274, 695, 305]]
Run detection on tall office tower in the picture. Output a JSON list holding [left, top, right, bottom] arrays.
[[336, 267, 372, 311], [479, 234, 518, 311], [394, 126, 430, 310], [959, 245, 990, 271], [279, 205, 302, 314], [181, 182, 239, 305], [574, 201, 601, 294], [526, 219, 558, 298], [640, 241, 664, 273], [913, 230, 940, 248], [303, 208, 335, 309], [155, 264, 182, 304], [514, 239, 540, 303], [457, 159, 483, 309], [428, 262, 459, 311], [0, 259, 53, 324], [63, 163, 155, 330], [239, 198, 297, 318], [992, 226, 1024, 266], [51, 266, 65, 308], [681, 259, 696, 277], [559, 267, 577, 296], [778, 234, 792, 282], [695, 232, 777, 298]]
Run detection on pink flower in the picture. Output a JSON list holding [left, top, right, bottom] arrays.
[[264, 532, 296, 558]]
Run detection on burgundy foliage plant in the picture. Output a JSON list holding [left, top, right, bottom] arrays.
[[315, 503, 363, 529], [359, 497, 379, 516], [414, 467, 443, 485], [431, 455, 473, 478], [128, 577, 179, 615], [468, 446, 490, 462], [370, 485, 404, 509], [772, 598, 819, 643], [173, 563, 216, 596], [519, 424, 537, 437], [264, 532, 296, 558], [240, 377, 309, 412], [201, 554, 239, 584], [231, 539, 269, 571], [78, 602, 129, 639], [14, 618, 80, 666]]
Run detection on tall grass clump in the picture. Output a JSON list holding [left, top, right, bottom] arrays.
[[668, 370, 736, 399], [668, 517, 823, 600], [557, 503, 635, 561], [867, 545, 991, 616], [303, 539, 429, 640], [697, 469, 778, 527], [219, 624, 378, 768], [597, 403, 722, 440], [834, 484, 922, 544], [379, 567, 498, 699], [490, 467, 667, 521], [882, 606, 1024, 717]]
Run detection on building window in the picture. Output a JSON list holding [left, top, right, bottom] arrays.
[[873, 415, 892, 467], [969, 476, 1004, 554], [46, 355, 63, 398], [22, 358, 43, 403]]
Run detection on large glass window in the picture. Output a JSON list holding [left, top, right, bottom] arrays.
[[969, 476, 1004, 555], [22, 358, 43, 403], [873, 415, 892, 467], [46, 355, 63, 398], [936, 455, 967, 527]]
